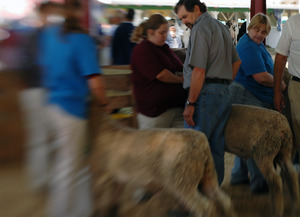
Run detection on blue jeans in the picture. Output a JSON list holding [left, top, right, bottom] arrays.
[[229, 82, 273, 189], [184, 82, 231, 185]]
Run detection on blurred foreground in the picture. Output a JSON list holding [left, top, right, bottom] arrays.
[[1, 150, 298, 217]]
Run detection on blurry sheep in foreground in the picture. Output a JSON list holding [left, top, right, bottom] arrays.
[[225, 104, 300, 217], [89, 103, 236, 217]]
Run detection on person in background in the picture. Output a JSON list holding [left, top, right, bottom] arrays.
[[237, 21, 246, 41], [38, 2, 109, 217], [274, 13, 300, 167], [98, 10, 123, 66], [111, 8, 136, 65], [19, 1, 64, 191], [166, 25, 183, 48], [174, 0, 241, 185], [130, 14, 187, 129], [229, 13, 286, 193]]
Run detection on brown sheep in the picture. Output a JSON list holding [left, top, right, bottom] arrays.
[[89, 104, 236, 217], [225, 104, 300, 217]]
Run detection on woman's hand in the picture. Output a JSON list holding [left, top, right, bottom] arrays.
[[156, 69, 184, 83]]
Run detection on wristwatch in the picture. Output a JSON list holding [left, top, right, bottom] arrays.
[[186, 100, 196, 106]]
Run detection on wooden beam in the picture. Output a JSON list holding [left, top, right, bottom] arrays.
[[82, 0, 90, 31], [250, 0, 266, 44], [105, 4, 250, 12]]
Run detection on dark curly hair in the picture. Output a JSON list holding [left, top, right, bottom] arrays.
[[174, 0, 207, 14], [126, 8, 135, 21]]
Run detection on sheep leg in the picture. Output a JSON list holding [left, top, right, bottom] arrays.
[[200, 162, 237, 217], [92, 172, 123, 217], [257, 159, 283, 217], [171, 162, 233, 216], [278, 155, 300, 211], [164, 165, 216, 217], [179, 190, 216, 217]]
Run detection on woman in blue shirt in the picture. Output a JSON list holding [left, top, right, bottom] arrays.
[[39, 3, 108, 217], [230, 13, 286, 193]]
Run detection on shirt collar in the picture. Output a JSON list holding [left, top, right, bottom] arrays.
[[245, 33, 263, 46], [194, 11, 209, 27]]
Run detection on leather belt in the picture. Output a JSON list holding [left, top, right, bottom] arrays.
[[205, 78, 230, 84], [185, 78, 230, 92], [292, 76, 300, 82]]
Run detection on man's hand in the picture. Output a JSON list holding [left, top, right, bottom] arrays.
[[274, 91, 285, 113], [273, 53, 288, 113], [183, 106, 195, 127], [281, 80, 286, 91]]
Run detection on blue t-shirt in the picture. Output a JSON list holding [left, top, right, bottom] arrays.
[[235, 34, 274, 104], [39, 25, 101, 118]]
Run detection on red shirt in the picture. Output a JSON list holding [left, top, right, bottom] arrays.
[[131, 39, 187, 117]]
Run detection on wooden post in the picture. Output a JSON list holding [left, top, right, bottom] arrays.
[[250, 0, 266, 18], [82, 0, 90, 32], [250, 0, 266, 44]]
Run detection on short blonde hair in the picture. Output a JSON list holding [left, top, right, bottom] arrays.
[[247, 13, 271, 35]]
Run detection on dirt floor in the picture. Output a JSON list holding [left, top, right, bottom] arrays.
[[0, 163, 47, 217], [1, 152, 299, 217]]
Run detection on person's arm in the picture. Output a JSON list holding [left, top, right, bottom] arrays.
[[156, 69, 183, 83], [183, 67, 205, 127], [273, 53, 288, 112], [87, 74, 110, 110], [252, 70, 286, 90], [232, 60, 241, 80], [252, 71, 276, 87]]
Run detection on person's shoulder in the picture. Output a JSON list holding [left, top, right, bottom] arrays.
[[69, 32, 91, 39], [288, 14, 300, 22], [204, 13, 220, 26], [42, 24, 60, 34], [122, 22, 135, 32], [239, 34, 254, 45], [237, 35, 257, 52], [134, 39, 147, 48], [138, 40, 153, 47], [123, 22, 134, 26], [39, 25, 61, 41], [132, 40, 152, 54], [195, 14, 219, 33], [69, 33, 95, 46], [117, 22, 133, 29]]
